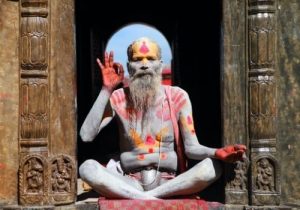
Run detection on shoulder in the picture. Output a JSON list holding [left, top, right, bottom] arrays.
[[164, 86, 190, 112], [164, 85, 189, 101]]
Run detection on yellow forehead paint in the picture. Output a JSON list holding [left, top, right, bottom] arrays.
[[131, 38, 160, 61]]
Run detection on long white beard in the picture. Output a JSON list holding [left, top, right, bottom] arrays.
[[128, 73, 161, 112], [127, 73, 161, 133]]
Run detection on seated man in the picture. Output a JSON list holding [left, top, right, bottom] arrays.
[[79, 37, 246, 200]]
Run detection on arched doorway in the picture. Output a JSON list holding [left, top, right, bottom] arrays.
[[75, 1, 222, 201], [106, 23, 173, 86]]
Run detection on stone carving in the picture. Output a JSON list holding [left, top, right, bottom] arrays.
[[249, 76, 276, 140], [256, 158, 275, 192], [19, 154, 48, 205], [249, 13, 275, 69], [19, 0, 50, 205], [251, 155, 280, 205], [248, 0, 280, 206], [51, 157, 72, 193], [248, 0, 276, 140], [49, 155, 76, 205], [17, 0, 77, 206], [225, 157, 249, 204], [222, 0, 249, 205], [20, 82, 48, 139], [229, 161, 248, 191], [26, 157, 44, 193], [20, 0, 48, 71], [20, 16, 48, 71]]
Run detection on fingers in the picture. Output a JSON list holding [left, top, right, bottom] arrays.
[[234, 144, 247, 152], [104, 52, 109, 67], [109, 51, 114, 67], [228, 150, 245, 163], [96, 58, 104, 70], [217, 146, 246, 163], [113, 63, 124, 79], [223, 145, 235, 153], [104, 51, 114, 67]]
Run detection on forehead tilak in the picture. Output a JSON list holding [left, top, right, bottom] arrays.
[[132, 39, 158, 56], [139, 41, 149, 54]]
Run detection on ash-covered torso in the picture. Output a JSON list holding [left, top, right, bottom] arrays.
[[110, 86, 189, 173]]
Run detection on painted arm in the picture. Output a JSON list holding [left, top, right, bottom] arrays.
[[177, 87, 246, 162], [80, 51, 124, 142]]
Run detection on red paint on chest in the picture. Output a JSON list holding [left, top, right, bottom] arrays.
[[187, 116, 193, 124], [145, 135, 155, 145], [160, 152, 168, 160], [139, 41, 149, 54], [137, 154, 145, 160]]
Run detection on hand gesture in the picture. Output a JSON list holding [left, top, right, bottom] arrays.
[[215, 144, 247, 163], [97, 51, 124, 91]]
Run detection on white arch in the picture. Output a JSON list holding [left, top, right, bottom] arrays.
[[106, 23, 172, 76]]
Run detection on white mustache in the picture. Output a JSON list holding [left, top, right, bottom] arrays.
[[133, 70, 155, 78]]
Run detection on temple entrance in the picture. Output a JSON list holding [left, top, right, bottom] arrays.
[[1, 0, 299, 208], [75, 0, 222, 202]]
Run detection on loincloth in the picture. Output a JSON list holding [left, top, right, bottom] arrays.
[[125, 166, 176, 191]]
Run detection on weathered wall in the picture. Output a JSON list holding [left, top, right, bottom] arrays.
[[222, 0, 300, 207], [0, 0, 19, 206], [221, 0, 248, 205], [49, 0, 76, 161], [48, 0, 77, 205], [277, 0, 300, 206], [0, 0, 77, 206]]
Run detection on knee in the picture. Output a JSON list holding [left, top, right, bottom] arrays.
[[195, 158, 223, 182], [79, 159, 100, 179]]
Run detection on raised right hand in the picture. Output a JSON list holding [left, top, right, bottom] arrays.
[[97, 51, 124, 91]]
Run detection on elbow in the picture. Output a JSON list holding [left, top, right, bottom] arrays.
[[184, 148, 195, 159], [80, 129, 95, 142]]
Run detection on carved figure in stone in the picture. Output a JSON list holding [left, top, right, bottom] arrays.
[[26, 158, 43, 193], [230, 161, 247, 190], [51, 158, 71, 193], [256, 158, 275, 191], [79, 37, 247, 199]]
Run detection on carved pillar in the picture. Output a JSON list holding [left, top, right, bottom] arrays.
[[18, 0, 76, 206], [19, 0, 50, 205], [222, 0, 249, 206], [248, 0, 280, 205]]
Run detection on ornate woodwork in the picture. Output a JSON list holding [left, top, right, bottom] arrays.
[[18, 0, 77, 206], [248, 0, 281, 205], [19, 154, 48, 205], [19, 0, 50, 205], [225, 160, 250, 205], [222, 0, 249, 205], [49, 155, 76, 205]]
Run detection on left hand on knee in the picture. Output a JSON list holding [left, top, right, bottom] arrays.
[[215, 144, 246, 163]]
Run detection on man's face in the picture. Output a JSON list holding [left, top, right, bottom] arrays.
[[128, 39, 162, 79], [126, 38, 163, 112]]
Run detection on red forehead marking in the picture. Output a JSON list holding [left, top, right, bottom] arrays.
[[139, 41, 149, 54]]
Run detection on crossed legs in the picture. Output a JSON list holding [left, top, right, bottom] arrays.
[[79, 158, 222, 199]]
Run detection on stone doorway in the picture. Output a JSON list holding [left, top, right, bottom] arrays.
[[2, 0, 298, 209]]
